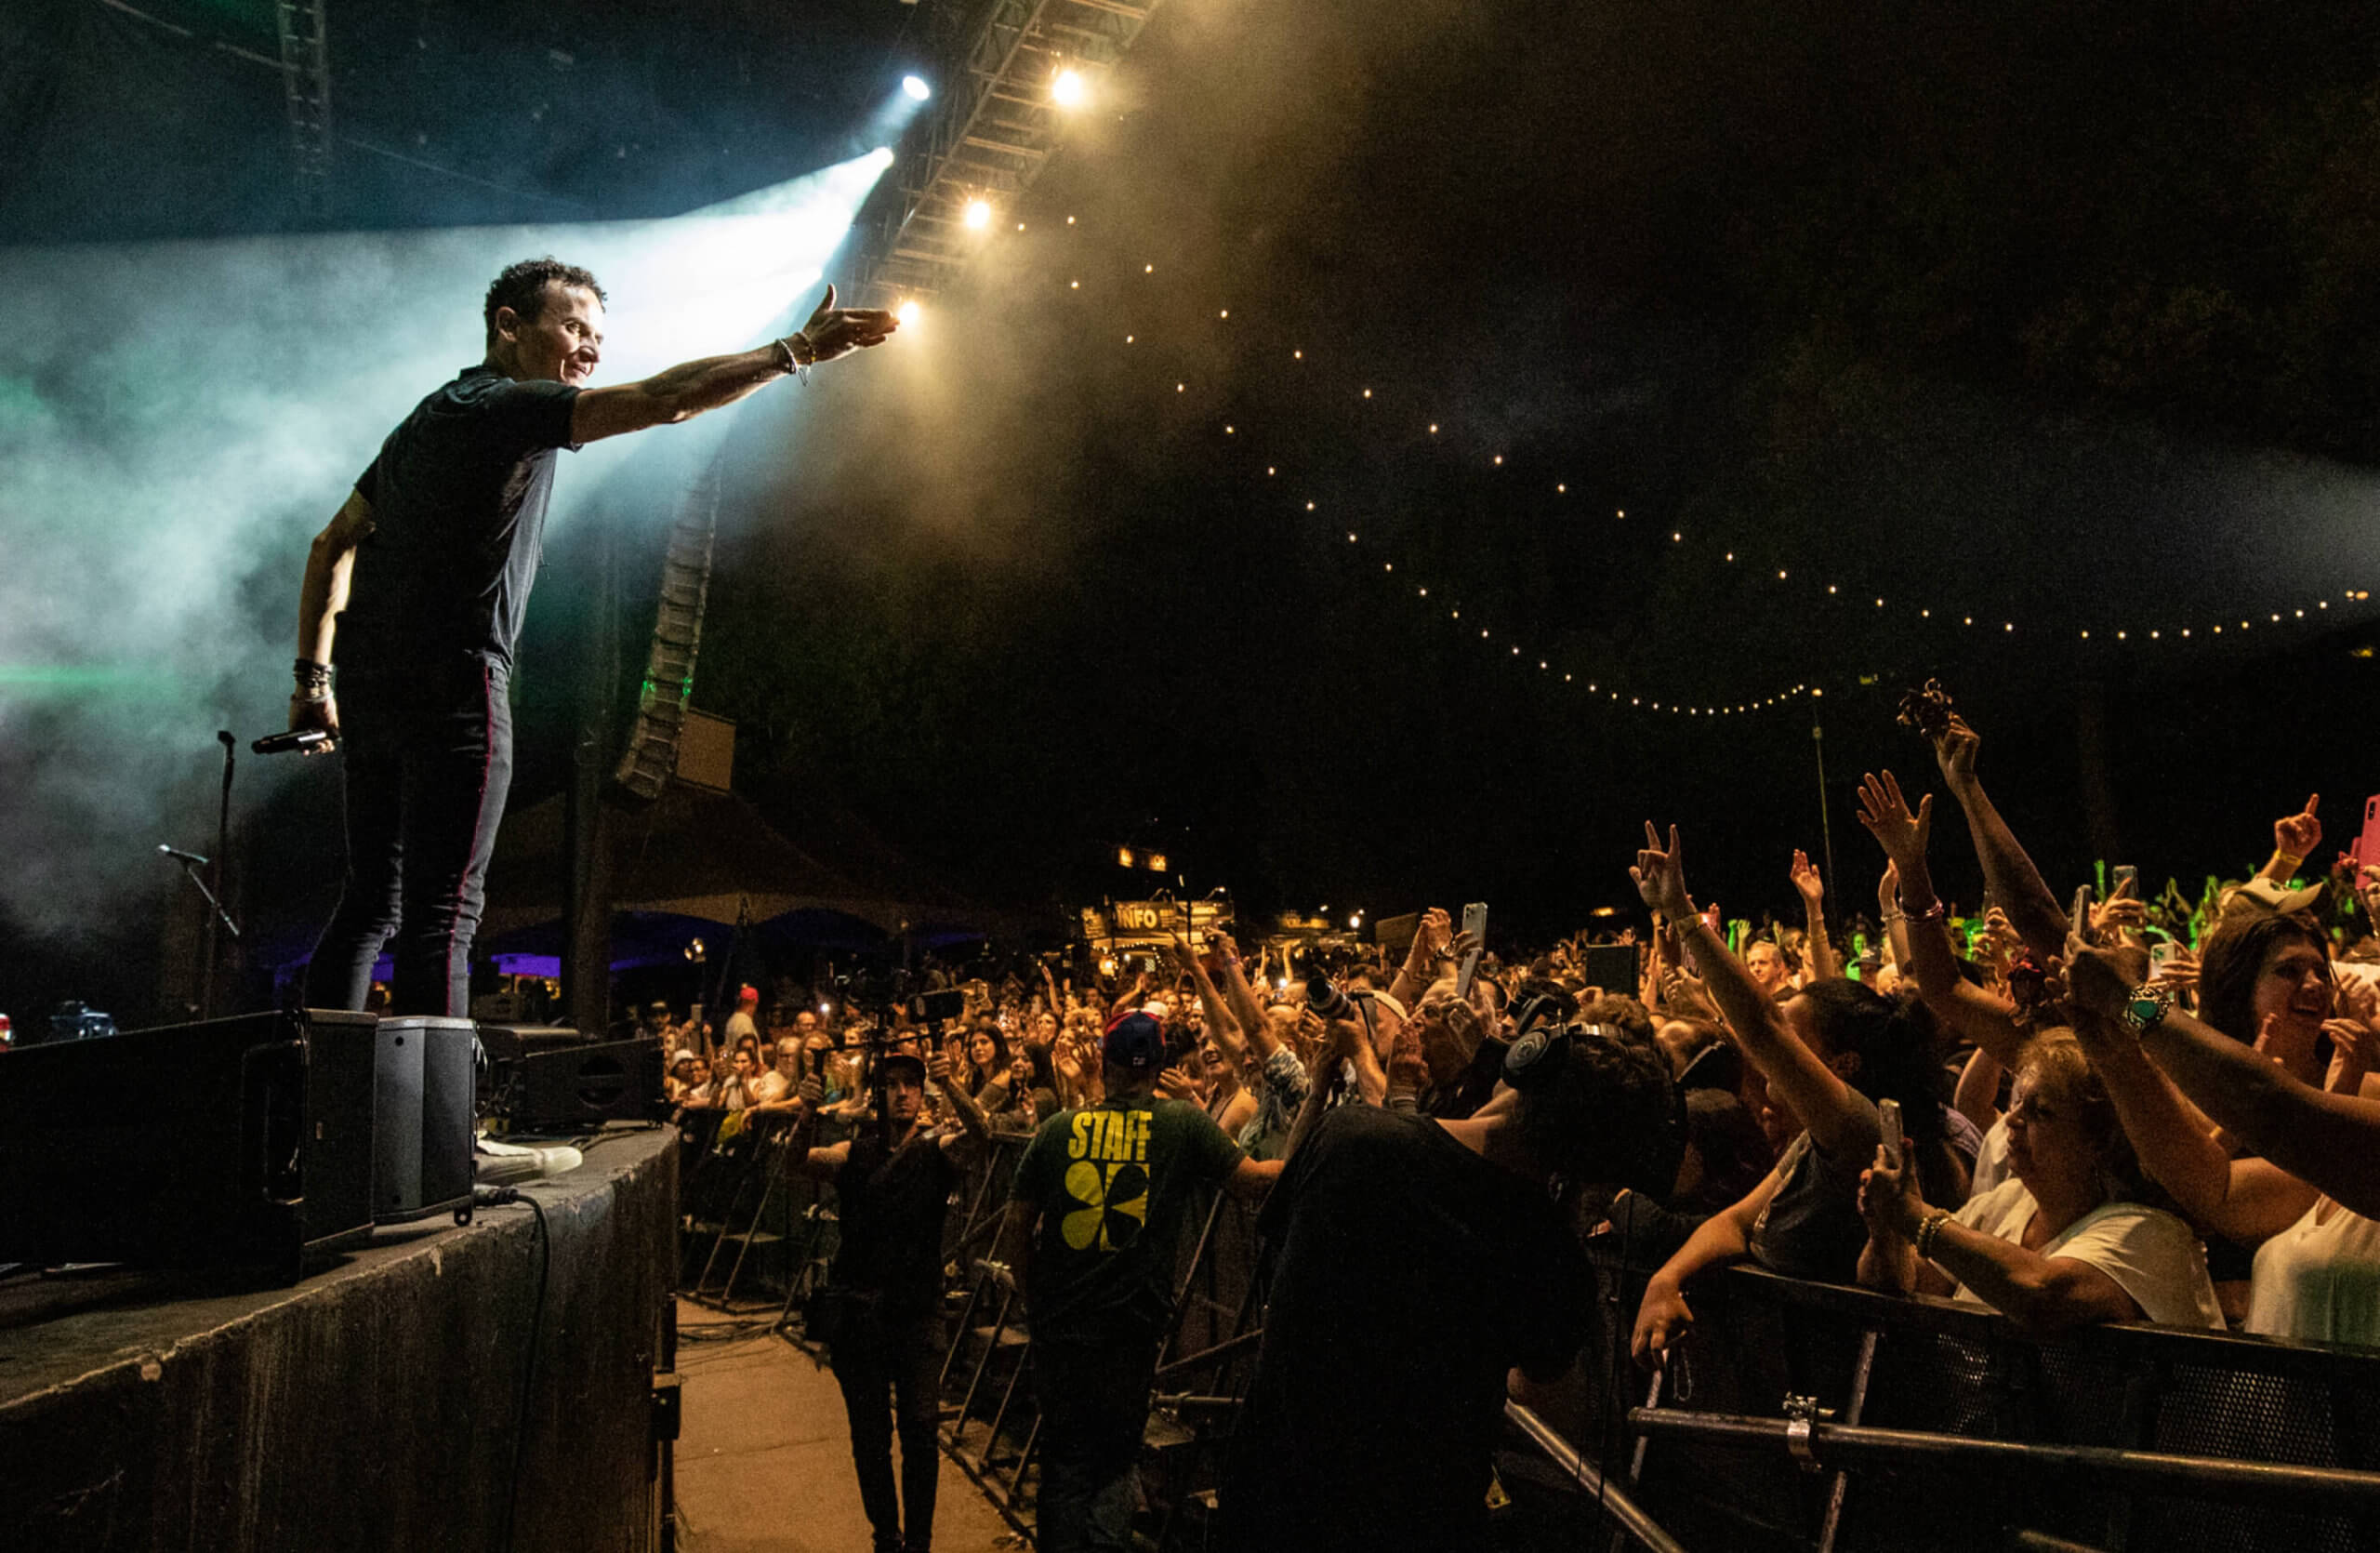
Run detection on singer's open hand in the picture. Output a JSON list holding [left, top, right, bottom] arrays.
[[800, 284, 899, 363], [287, 693, 339, 753]]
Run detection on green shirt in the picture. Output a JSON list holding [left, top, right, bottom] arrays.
[[1012, 1093, 1244, 1342]]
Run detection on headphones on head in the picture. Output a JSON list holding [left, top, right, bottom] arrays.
[[1502, 985, 1619, 1092]]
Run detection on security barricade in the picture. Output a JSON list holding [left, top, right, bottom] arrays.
[[1624, 1265, 2380, 1553], [686, 1107, 2380, 1551]]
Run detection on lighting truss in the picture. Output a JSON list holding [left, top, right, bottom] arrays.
[[851, 0, 1166, 307], [272, 0, 334, 222]]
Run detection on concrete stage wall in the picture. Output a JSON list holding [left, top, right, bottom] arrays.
[[1, 1126, 676, 1552]]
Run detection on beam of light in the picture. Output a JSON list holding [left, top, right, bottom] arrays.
[[896, 300, 922, 327], [964, 198, 993, 230], [0, 148, 894, 936], [903, 74, 932, 102], [1051, 68, 1088, 109]]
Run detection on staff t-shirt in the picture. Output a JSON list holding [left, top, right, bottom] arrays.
[[338, 365, 580, 671], [1011, 1094, 1242, 1341]]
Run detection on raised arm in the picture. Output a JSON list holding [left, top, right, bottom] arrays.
[[1207, 929, 1282, 1061], [1855, 770, 2030, 1066], [930, 1049, 993, 1164], [1932, 716, 2069, 964], [2064, 941, 2380, 1220], [569, 285, 895, 444], [1633, 824, 1875, 1161], [1174, 934, 1246, 1063], [1390, 908, 1453, 1008], [2256, 794, 2322, 885], [1791, 850, 1838, 982]]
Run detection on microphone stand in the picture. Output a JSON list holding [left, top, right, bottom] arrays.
[[160, 845, 240, 1020], [207, 730, 235, 1020]]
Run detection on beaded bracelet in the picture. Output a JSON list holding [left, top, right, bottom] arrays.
[[1914, 1208, 1954, 1261]]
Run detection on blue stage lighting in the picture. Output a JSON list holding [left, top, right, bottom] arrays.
[[902, 75, 932, 102]]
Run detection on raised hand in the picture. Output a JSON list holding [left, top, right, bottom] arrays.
[[2276, 793, 2322, 859], [2325, 1015, 2375, 1095], [1878, 859, 1900, 911], [2059, 932, 2146, 1025], [798, 283, 898, 364], [927, 1050, 954, 1087], [1932, 713, 1981, 795], [2150, 942, 2200, 992], [797, 1073, 826, 1108], [1387, 1020, 1430, 1095], [1630, 823, 1696, 920], [1857, 1144, 1924, 1241], [1790, 849, 1825, 907], [1156, 1064, 1198, 1100], [2091, 876, 2146, 937], [1854, 770, 1932, 870]]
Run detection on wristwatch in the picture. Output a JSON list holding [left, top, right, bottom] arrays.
[[2117, 982, 2174, 1035]]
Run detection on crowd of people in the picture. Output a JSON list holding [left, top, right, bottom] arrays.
[[651, 708, 2380, 1551]]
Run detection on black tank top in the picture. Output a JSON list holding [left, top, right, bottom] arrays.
[[832, 1129, 959, 1313]]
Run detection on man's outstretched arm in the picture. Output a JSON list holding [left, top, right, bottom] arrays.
[[571, 285, 897, 444]]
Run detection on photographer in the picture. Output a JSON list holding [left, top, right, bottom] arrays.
[[1214, 1015, 1675, 1551], [787, 1044, 989, 1553]]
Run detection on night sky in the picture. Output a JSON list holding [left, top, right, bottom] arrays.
[[4, 0, 2376, 1023]]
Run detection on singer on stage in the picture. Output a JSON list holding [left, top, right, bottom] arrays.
[[287, 257, 896, 1015]]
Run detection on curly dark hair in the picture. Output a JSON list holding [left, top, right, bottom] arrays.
[[1518, 1020, 1679, 1196], [483, 257, 606, 346]]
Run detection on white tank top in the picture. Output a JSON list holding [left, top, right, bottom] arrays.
[[2246, 1197, 2380, 1347]]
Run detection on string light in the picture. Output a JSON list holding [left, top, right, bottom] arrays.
[[1048, 222, 2368, 682]]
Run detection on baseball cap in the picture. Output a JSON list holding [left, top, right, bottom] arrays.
[[876, 1049, 928, 1085], [671, 1048, 698, 1066], [737, 983, 760, 1004], [1104, 1010, 1167, 1071], [2220, 877, 2327, 920]]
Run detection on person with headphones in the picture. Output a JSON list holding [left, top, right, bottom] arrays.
[[1211, 1009, 1678, 1552], [785, 1042, 987, 1553]]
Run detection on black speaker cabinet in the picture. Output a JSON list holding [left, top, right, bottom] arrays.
[[372, 1015, 477, 1224], [503, 1037, 664, 1132], [0, 1008, 377, 1282]]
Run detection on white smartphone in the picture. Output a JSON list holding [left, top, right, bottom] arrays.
[[1457, 902, 1488, 998], [1877, 1097, 1904, 1172]]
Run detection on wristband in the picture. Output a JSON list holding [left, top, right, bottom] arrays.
[[2271, 849, 2306, 871], [1903, 899, 1947, 923]]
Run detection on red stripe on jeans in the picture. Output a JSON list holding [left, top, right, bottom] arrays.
[[439, 659, 496, 1016]]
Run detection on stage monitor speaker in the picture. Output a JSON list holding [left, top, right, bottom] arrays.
[[1577, 943, 1641, 994], [0, 1008, 377, 1281], [373, 1015, 477, 1225], [502, 1037, 664, 1133]]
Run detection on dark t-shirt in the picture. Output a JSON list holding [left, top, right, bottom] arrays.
[[338, 365, 580, 672], [1748, 1130, 1871, 1281], [1011, 1094, 1243, 1343], [1219, 1105, 1592, 1551], [832, 1129, 962, 1315]]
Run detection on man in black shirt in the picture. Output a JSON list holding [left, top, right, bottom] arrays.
[[788, 1045, 987, 1553], [287, 256, 895, 1015], [1214, 1019, 1675, 1552], [1005, 1012, 1281, 1553]]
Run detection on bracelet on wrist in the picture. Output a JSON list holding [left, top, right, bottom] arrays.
[[1914, 1208, 1954, 1260], [1903, 898, 1947, 923]]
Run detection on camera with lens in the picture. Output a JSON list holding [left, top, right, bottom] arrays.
[[1306, 974, 1352, 1021]]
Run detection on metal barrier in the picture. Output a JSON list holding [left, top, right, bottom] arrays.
[[1626, 1265, 2380, 1553], [676, 1114, 2380, 1553]]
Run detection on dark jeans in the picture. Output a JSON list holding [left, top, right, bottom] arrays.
[[1033, 1334, 1161, 1553], [304, 656, 513, 1017], [830, 1298, 947, 1553]]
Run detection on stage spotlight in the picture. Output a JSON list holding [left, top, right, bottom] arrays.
[[896, 299, 921, 327], [903, 74, 932, 101], [1051, 68, 1088, 108], [964, 199, 993, 230]]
